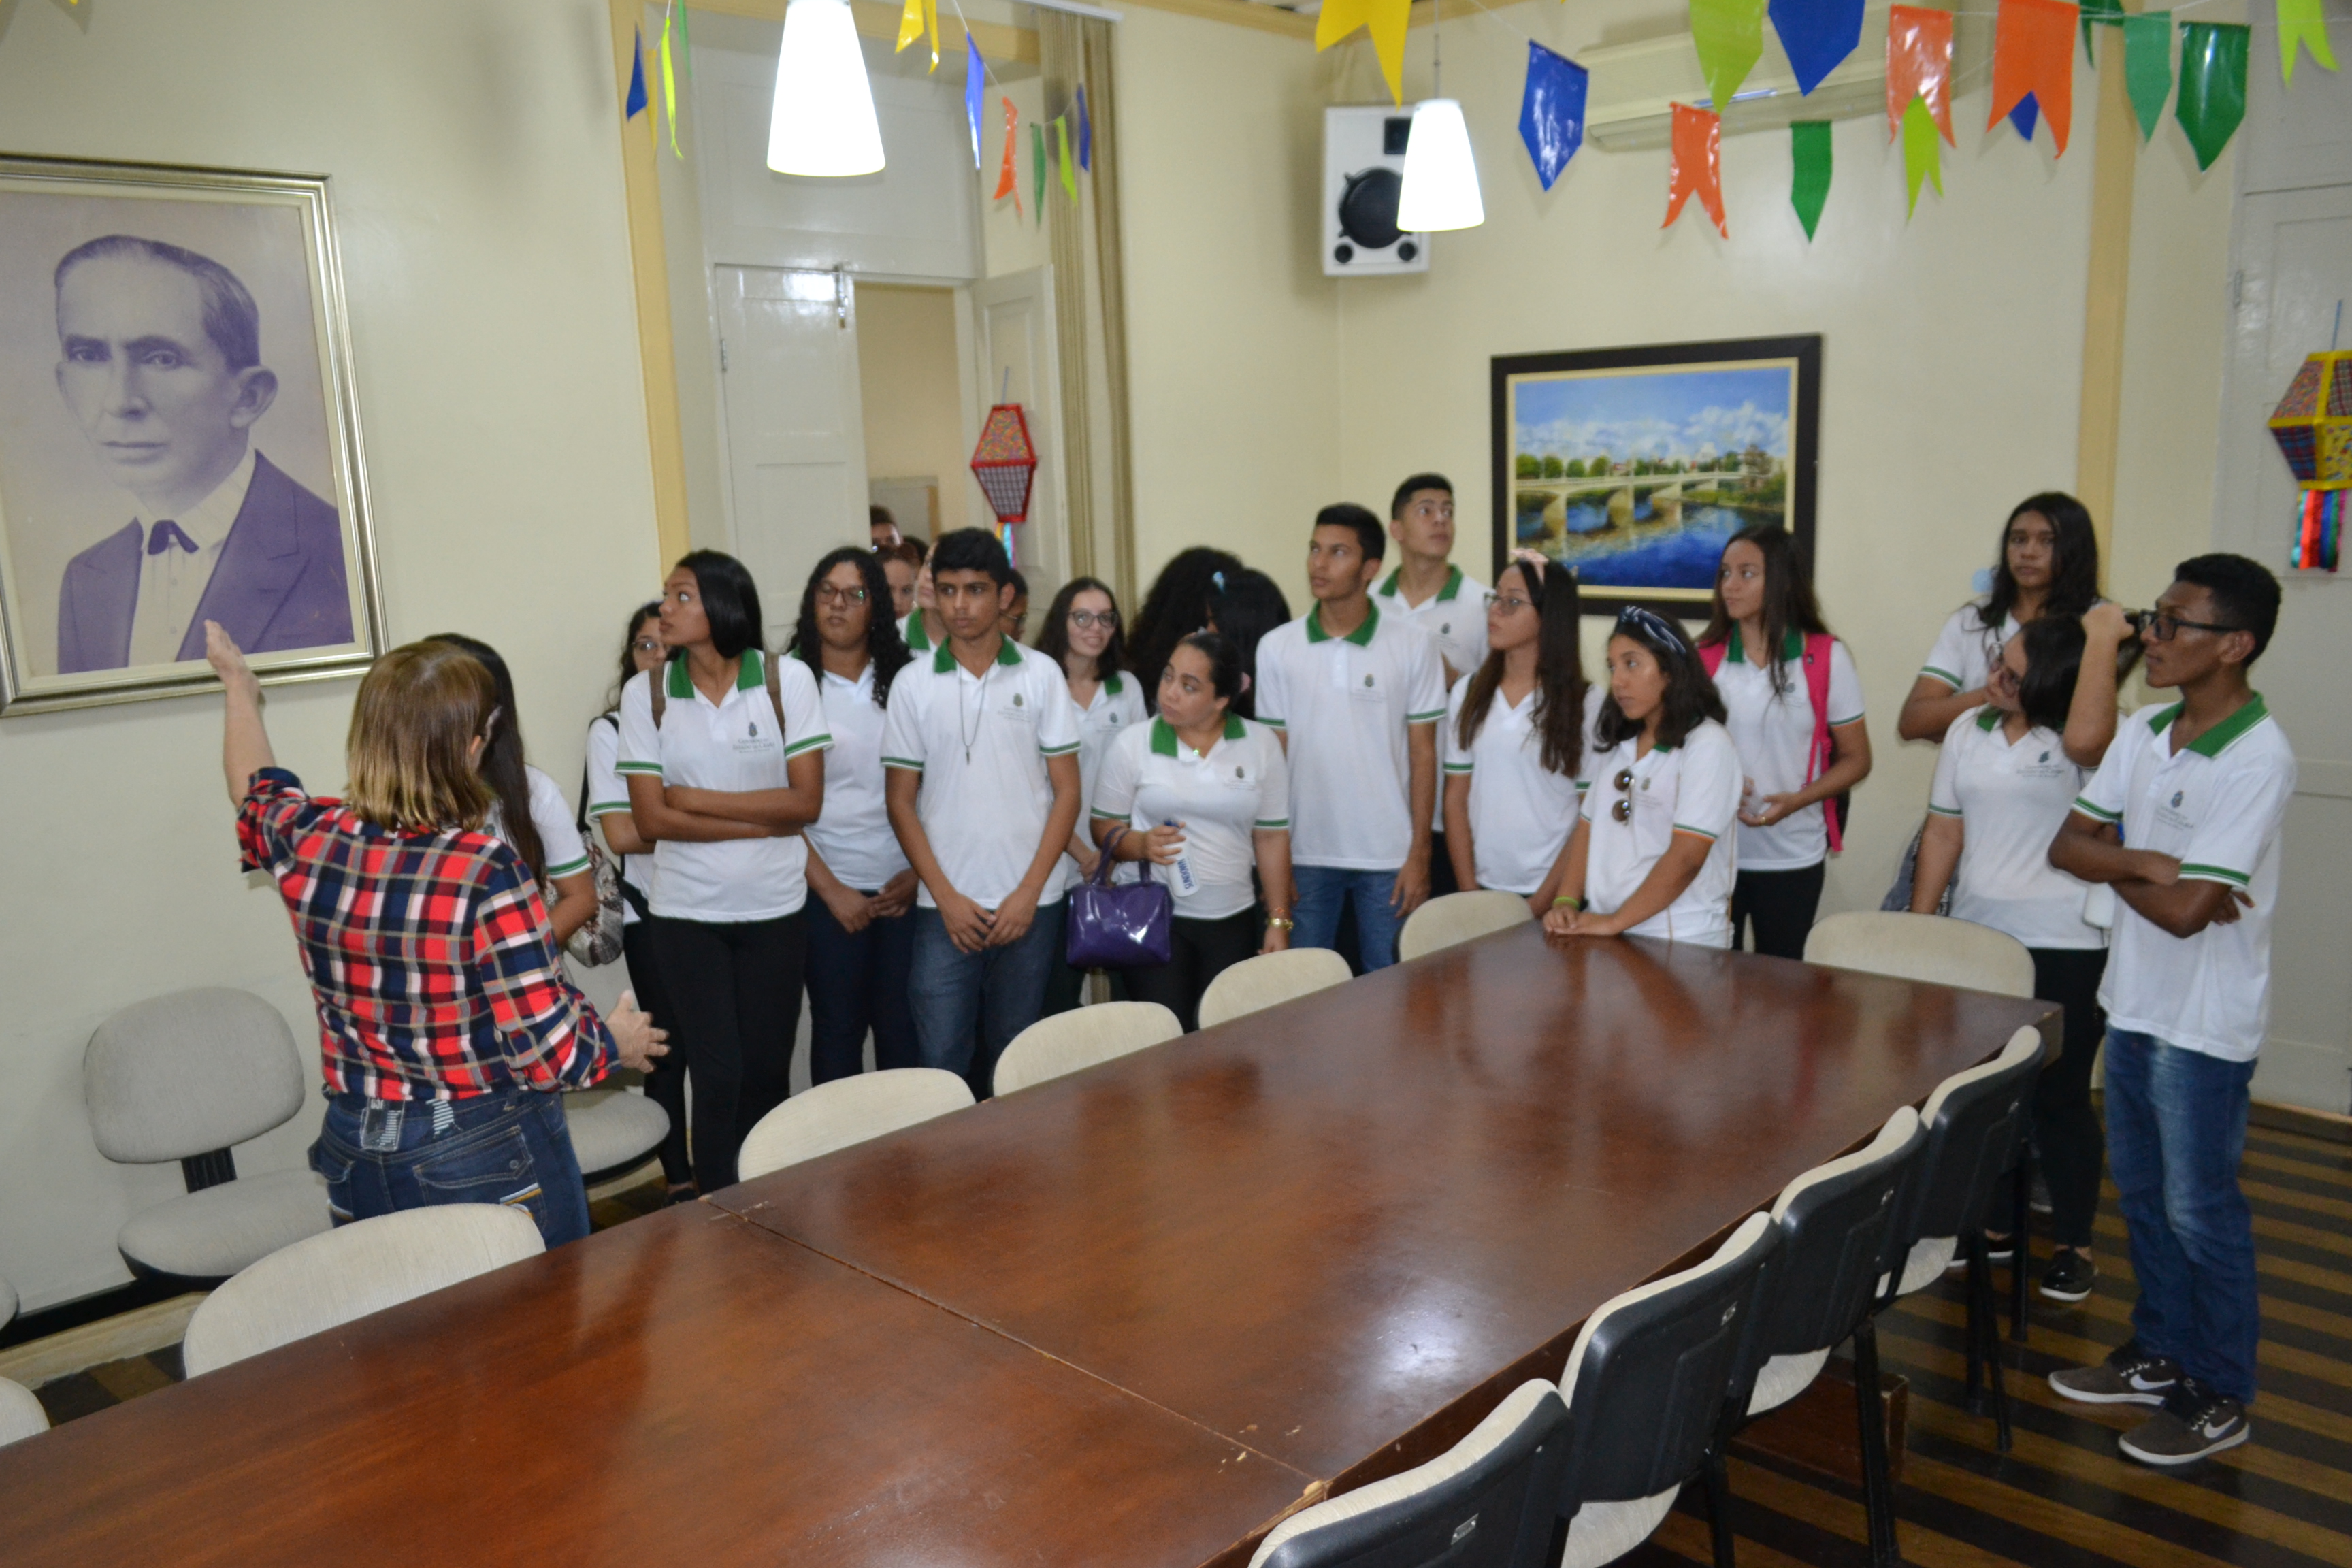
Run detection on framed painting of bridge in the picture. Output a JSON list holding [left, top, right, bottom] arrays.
[[1491, 335, 1820, 619]]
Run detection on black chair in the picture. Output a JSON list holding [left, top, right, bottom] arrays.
[[1251, 1379, 1569, 1568], [1551, 1211, 1781, 1568], [1714, 1108, 1927, 1568]]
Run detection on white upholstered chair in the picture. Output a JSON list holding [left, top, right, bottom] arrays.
[[1397, 890, 1533, 962], [1803, 911, 2036, 998], [84, 988, 331, 1282], [0, 1379, 47, 1448], [180, 1203, 543, 1377], [1196, 948, 1353, 1031], [738, 1068, 975, 1181], [992, 1002, 1181, 1096], [557, 1087, 672, 1184]]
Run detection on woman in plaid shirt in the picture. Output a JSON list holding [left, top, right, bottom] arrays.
[[207, 623, 668, 1247]]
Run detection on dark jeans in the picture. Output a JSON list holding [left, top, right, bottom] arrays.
[[653, 911, 807, 1192], [804, 893, 919, 1083], [909, 902, 1066, 1098], [2026, 947, 2109, 1249], [2104, 1027, 2259, 1403], [621, 917, 691, 1188], [1427, 832, 1460, 900], [1731, 862, 1826, 960], [1122, 908, 1262, 1032], [312, 1088, 590, 1249], [1294, 866, 1403, 972]]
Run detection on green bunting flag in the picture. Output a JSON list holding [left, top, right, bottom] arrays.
[[1057, 115, 1077, 202], [1689, 0, 1767, 114], [2125, 12, 2172, 142], [1032, 122, 1047, 227], [2176, 21, 2249, 171], [2078, 0, 2124, 59], [1901, 93, 1942, 216], [2278, 0, 2338, 85], [1791, 121, 1832, 240]]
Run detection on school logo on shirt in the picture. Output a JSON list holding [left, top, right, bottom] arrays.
[[2171, 791, 2183, 808], [1363, 674, 1375, 687]]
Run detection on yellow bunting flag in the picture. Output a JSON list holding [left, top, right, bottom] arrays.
[[2279, 0, 2337, 84], [897, 0, 941, 70], [1057, 116, 1078, 202], [1315, 0, 1412, 105], [661, 3, 681, 157]]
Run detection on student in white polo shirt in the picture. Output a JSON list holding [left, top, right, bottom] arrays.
[[1542, 607, 1741, 947], [1695, 525, 1872, 958], [896, 551, 946, 655], [1912, 606, 2134, 1305], [883, 528, 1083, 1094], [790, 548, 920, 1085], [618, 550, 832, 1194], [1376, 474, 1488, 898], [1256, 503, 1446, 972], [2045, 555, 2292, 1468], [1442, 553, 1602, 913], [1036, 576, 1147, 1016], [1092, 631, 1294, 1030]]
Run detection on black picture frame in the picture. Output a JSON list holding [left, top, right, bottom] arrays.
[[1490, 334, 1822, 622]]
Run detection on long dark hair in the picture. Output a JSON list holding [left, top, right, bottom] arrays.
[[1457, 558, 1586, 779], [1205, 567, 1290, 721], [1035, 576, 1126, 683], [1596, 610, 1725, 752], [672, 549, 764, 660], [2014, 617, 2086, 733], [791, 546, 910, 706], [425, 632, 544, 881], [1130, 546, 1241, 714], [1697, 525, 1829, 698], [1983, 493, 2099, 630], [608, 600, 660, 711]]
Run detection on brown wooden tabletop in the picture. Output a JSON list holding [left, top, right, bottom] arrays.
[[0, 1202, 1316, 1568], [716, 930, 2056, 1493]]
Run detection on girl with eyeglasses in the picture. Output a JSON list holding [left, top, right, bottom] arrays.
[[1036, 576, 1145, 1014], [1441, 554, 1603, 916], [791, 548, 920, 1083], [1540, 608, 1742, 947]]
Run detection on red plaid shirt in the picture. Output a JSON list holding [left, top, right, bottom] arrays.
[[238, 768, 616, 1101]]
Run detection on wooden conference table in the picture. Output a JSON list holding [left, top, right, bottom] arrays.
[[0, 928, 2055, 1567]]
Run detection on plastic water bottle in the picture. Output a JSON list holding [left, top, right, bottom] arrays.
[[1164, 820, 1198, 896]]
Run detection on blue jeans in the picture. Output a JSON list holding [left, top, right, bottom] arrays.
[[909, 900, 1066, 1097], [804, 894, 919, 1083], [2103, 1028, 2259, 1403], [310, 1088, 591, 1250], [1294, 865, 1404, 973]]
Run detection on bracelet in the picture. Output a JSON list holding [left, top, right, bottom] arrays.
[[1552, 896, 1582, 911], [1265, 916, 1295, 931]]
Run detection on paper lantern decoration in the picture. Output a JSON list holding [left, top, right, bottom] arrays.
[[970, 402, 1040, 559], [2269, 351, 2352, 489]]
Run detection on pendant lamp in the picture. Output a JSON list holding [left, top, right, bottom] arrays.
[[1395, 0, 1482, 231], [767, 0, 885, 177]]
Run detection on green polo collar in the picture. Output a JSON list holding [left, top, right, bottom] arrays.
[[1105, 672, 1124, 696], [932, 636, 1025, 675], [904, 614, 932, 652], [666, 649, 764, 700], [1150, 713, 1248, 756], [1305, 600, 1380, 647], [1377, 564, 1465, 604], [1976, 705, 2004, 732], [1723, 626, 1803, 665], [2148, 692, 2269, 757]]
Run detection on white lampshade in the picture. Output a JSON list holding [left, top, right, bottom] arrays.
[[1396, 97, 1484, 232], [767, 0, 885, 177]]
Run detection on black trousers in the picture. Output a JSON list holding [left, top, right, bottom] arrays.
[[620, 916, 691, 1188], [1427, 832, 1460, 900], [1121, 909, 1262, 1032], [1731, 862, 1827, 960], [652, 912, 806, 1193], [2023, 945, 2110, 1249]]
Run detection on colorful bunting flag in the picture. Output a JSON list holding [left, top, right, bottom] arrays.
[[661, 1, 680, 156], [1990, 0, 2080, 154], [1518, 42, 1590, 191], [1690, 0, 1766, 114], [2176, 20, 2249, 171], [2278, 0, 2338, 84], [996, 97, 1022, 216], [1886, 7, 1955, 145], [1057, 116, 1077, 202], [1901, 94, 1944, 215], [966, 34, 985, 169], [1664, 103, 1728, 237], [1314, 0, 1411, 105], [625, 25, 649, 120], [1769, 0, 1866, 97], [1077, 86, 1093, 171], [2008, 95, 2041, 141], [2078, 0, 2125, 59], [1032, 121, 1046, 227], [2125, 12, 2173, 142], [896, 0, 940, 70], [1790, 120, 1832, 239]]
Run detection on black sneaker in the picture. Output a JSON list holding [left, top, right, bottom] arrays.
[[2041, 1249, 2097, 1303], [2050, 1341, 2182, 1405], [2119, 1379, 2251, 1466], [2029, 1173, 2054, 1216]]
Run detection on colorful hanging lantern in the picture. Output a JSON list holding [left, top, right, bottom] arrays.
[[2270, 350, 2351, 572], [970, 402, 1040, 563]]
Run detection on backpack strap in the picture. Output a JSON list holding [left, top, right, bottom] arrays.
[[1801, 632, 1842, 853], [577, 711, 619, 834]]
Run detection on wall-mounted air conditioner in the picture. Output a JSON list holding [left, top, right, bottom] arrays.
[[1582, 5, 1926, 152], [1323, 105, 1431, 277]]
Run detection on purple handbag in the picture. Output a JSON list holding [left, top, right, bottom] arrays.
[[1066, 828, 1173, 970]]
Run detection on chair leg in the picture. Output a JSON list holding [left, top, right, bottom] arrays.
[[1962, 1232, 1986, 1414], [1983, 1269, 2014, 1454], [1853, 1318, 1903, 1568], [2010, 1145, 2032, 1344], [1703, 1451, 1737, 1568]]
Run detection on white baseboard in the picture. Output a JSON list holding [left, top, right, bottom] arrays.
[[0, 1292, 206, 1389]]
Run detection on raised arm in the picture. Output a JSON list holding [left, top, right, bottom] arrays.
[[206, 621, 276, 806], [1897, 675, 1985, 743], [2061, 604, 2133, 768]]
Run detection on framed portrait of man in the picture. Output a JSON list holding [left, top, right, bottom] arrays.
[[0, 155, 382, 715]]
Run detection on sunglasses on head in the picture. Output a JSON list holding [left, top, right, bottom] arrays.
[[1614, 605, 1692, 657]]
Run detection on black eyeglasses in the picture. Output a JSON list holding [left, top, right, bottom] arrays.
[[1068, 609, 1119, 630], [1610, 766, 1635, 823], [2133, 610, 2243, 643], [815, 585, 869, 606]]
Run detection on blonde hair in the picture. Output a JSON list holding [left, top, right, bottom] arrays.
[[344, 641, 497, 832]]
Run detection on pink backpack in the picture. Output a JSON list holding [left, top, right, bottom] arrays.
[[1700, 631, 1846, 853]]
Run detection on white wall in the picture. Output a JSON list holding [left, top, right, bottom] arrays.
[[0, 0, 662, 1311]]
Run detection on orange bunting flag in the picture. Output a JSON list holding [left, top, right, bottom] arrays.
[[1886, 5, 1956, 145], [1989, 0, 2081, 153], [995, 97, 1022, 216], [1664, 104, 1729, 238]]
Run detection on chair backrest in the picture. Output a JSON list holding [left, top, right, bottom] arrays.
[[1252, 1378, 1569, 1568], [84, 988, 307, 1164], [1554, 1211, 1779, 1512], [1903, 1026, 2045, 1245], [180, 1203, 543, 1377], [738, 1068, 975, 1181], [1754, 1108, 1924, 1362], [1196, 948, 1354, 1031], [0, 1377, 47, 1448], [992, 1002, 1181, 1096], [1802, 912, 2036, 998], [1398, 892, 1534, 963]]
